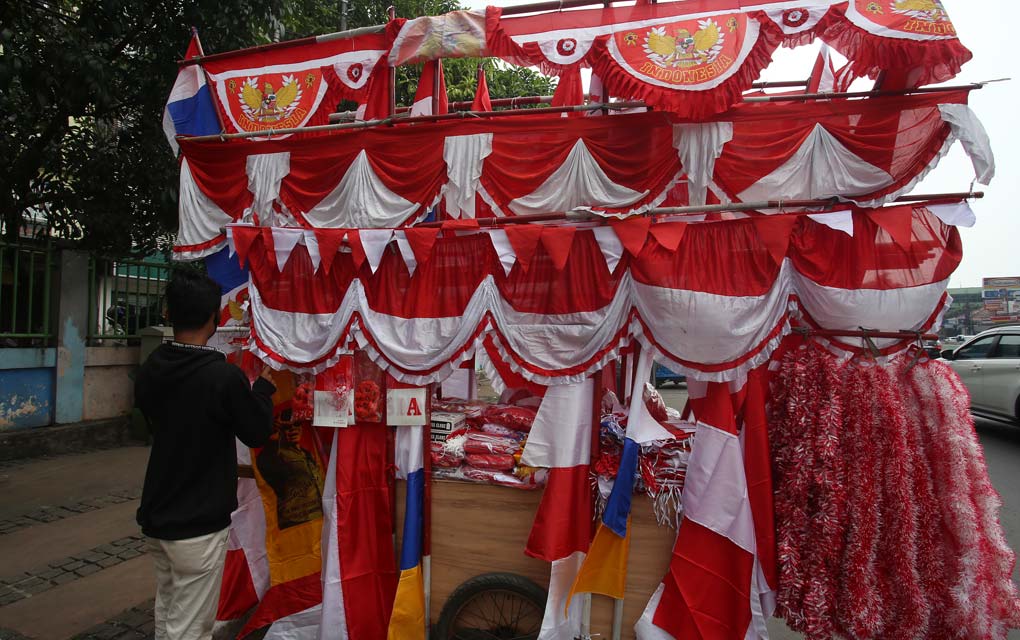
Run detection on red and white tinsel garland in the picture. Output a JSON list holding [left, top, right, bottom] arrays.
[[769, 344, 1020, 640]]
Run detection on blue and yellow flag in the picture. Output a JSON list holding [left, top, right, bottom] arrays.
[[388, 427, 426, 640], [567, 438, 639, 607]]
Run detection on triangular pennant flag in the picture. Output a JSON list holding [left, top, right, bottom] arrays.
[[867, 206, 915, 253], [505, 225, 544, 273], [807, 210, 854, 237], [315, 229, 345, 274], [928, 202, 976, 228], [260, 228, 276, 270], [271, 228, 303, 271], [394, 231, 418, 277], [345, 230, 367, 271], [232, 226, 259, 269], [360, 229, 394, 273], [405, 228, 441, 267], [753, 215, 798, 266], [592, 226, 624, 273], [472, 68, 492, 112], [303, 230, 321, 273], [540, 226, 577, 271], [649, 221, 688, 252], [609, 217, 652, 257], [410, 60, 449, 117], [488, 229, 517, 277]]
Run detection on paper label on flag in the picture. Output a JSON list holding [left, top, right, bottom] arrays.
[[313, 390, 352, 427], [387, 387, 428, 426]]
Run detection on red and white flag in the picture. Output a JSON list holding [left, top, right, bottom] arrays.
[[520, 380, 595, 639], [807, 44, 856, 94], [472, 68, 493, 112], [410, 60, 449, 117], [639, 367, 777, 640]]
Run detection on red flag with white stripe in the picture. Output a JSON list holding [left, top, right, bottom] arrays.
[[642, 366, 776, 639]]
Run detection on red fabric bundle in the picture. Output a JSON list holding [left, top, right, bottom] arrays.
[[462, 466, 542, 490], [463, 431, 520, 456], [642, 383, 669, 422], [479, 423, 527, 440], [465, 453, 516, 471], [292, 381, 314, 421], [482, 405, 536, 433], [429, 442, 463, 468]]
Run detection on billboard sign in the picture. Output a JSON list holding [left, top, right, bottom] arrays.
[[983, 277, 1020, 316]]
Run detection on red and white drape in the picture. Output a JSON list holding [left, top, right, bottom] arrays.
[[231, 204, 963, 385], [174, 93, 991, 259]]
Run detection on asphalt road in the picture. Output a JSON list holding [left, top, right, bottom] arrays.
[[657, 384, 1020, 640]]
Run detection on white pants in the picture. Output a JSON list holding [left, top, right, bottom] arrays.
[[147, 528, 230, 640]]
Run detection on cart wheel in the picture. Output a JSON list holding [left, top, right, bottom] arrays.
[[434, 572, 547, 640]]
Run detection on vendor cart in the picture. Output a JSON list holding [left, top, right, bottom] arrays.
[[160, 0, 1020, 638]]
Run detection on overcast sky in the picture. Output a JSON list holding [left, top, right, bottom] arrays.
[[467, 0, 1015, 288]]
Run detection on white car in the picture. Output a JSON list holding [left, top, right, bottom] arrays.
[[941, 326, 1020, 424]]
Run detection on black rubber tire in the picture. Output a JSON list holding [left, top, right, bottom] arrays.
[[434, 572, 547, 640]]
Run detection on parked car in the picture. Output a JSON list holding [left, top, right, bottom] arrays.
[[941, 326, 1020, 424], [654, 363, 686, 388], [923, 339, 942, 359]]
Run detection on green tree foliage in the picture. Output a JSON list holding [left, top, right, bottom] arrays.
[[0, 0, 554, 254]]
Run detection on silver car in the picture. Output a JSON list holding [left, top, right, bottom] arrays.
[[941, 326, 1020, 424]]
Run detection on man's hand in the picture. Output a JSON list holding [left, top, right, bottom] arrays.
[[260, 365, 275, 383]]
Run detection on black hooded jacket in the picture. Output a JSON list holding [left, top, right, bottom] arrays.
[[135, 342, 275, 540]]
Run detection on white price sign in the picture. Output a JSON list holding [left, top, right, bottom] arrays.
[[313, 389, 353, 428], [386, 387, 427, 426]]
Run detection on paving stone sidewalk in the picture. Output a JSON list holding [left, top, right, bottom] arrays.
[[70, 600, 155, 640], [0, 535, 146, 608], [0, 488, 142, 537]]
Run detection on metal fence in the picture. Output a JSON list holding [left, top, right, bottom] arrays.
[[0, 239, 56, 345], [87, 255, 179, 343]]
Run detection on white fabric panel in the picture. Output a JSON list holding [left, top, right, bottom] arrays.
[[491, 274, 632, 374], [522, 380, 594, 468], [444, 134, 493, 219], [635, 583, 675, 640], [538, 552, 587, 640], [746, 557, 776, 640], [250, 282, 354, 367], [442, 368, 474, 400], [176, 159, 233, 253], [264, 604, 323, 640], [394, 425, 424, 479], [807, 210, 854, 236], [317, 433, 348, 640], [631, 267, 792, 367], [627, 349, 675, 444], [592, 226, 624, 273], [271, 228, 304, 271], [246, 152, 291, 223], [510, 139, 648, 215], [682, 420, 756, 553], [939, 103, 995, 184], [673, 122, 733, 207], [792, 271, 950, 349], [394, 231, 418, 277], [929, 201, 976, 228], [303, 230, 322, 273], [737, 124, 894, 203], [229, 444, 270, 600], [360, 229, 394, 274], [409, 96, 433, 118], [332, 50, 385, 92], [488, 229, 517, 276], [304, 150, 420, 229]]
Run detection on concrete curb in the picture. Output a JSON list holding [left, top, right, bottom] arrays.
[[0, 417, 141, 462]]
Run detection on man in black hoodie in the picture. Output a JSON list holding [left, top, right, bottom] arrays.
[[136, 270, 275, 640]]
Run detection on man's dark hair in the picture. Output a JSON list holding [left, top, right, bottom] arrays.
[[165, 270, 221, 330]]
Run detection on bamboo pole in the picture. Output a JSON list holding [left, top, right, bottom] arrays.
[[328, 79, 813, 122], [176, 24, 387, 67], [180, 101, 646, 142], [411, 191, 983, 228], [189, 27, 229, 135]]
